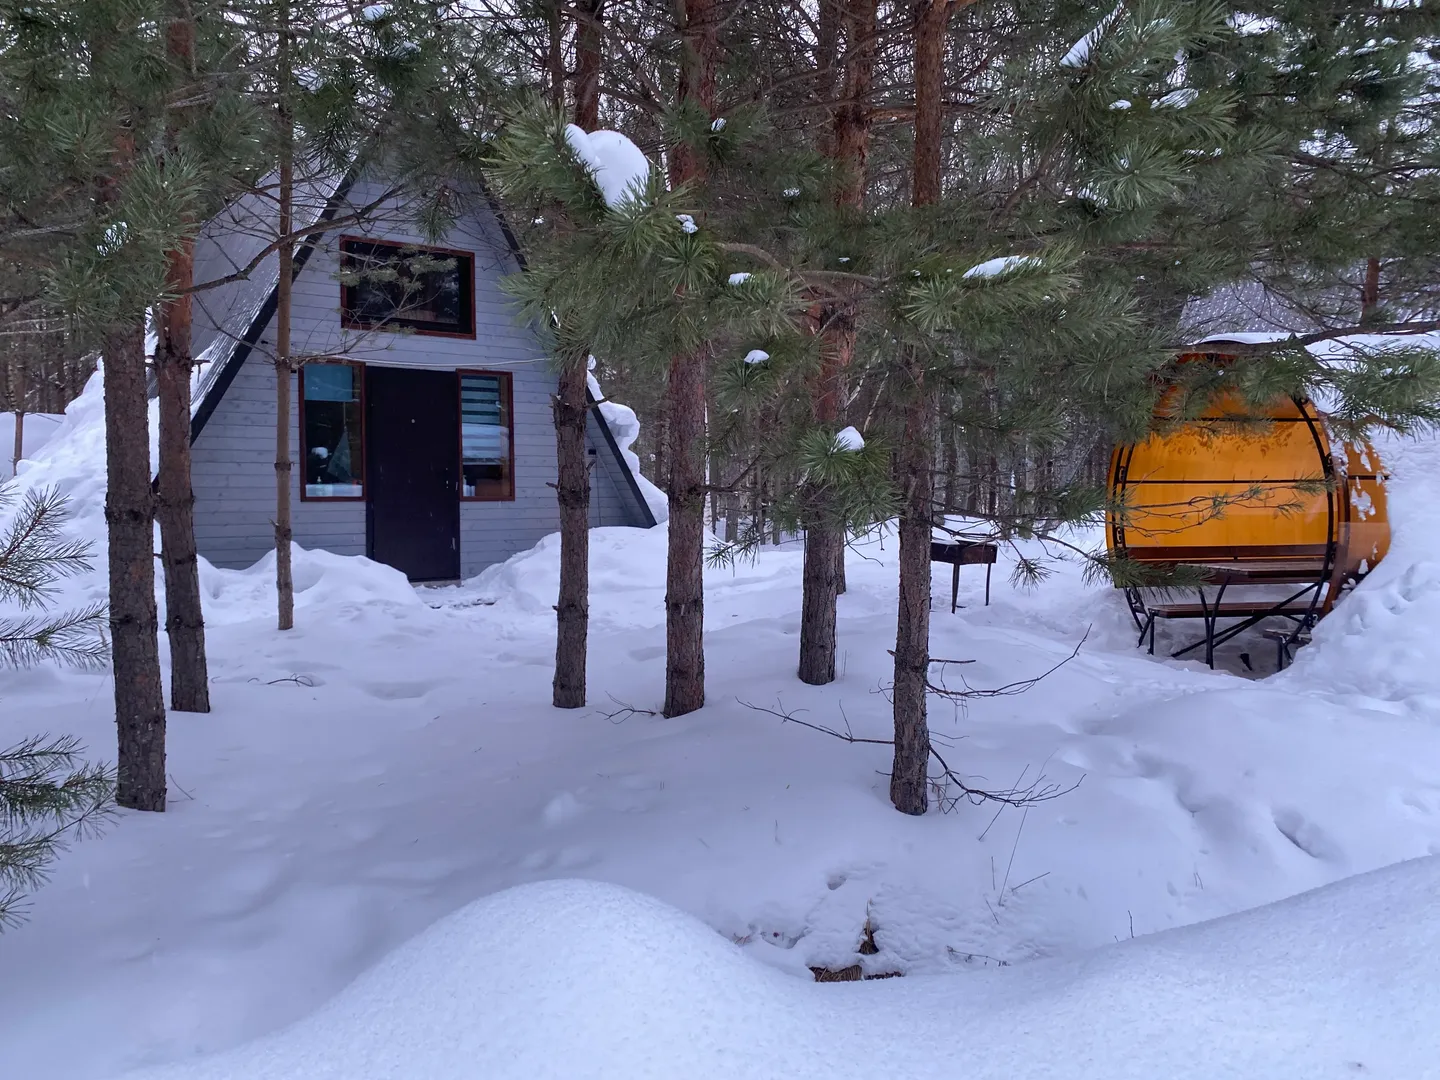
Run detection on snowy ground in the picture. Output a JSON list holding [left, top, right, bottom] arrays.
[[3, 383, 1440, 1078]]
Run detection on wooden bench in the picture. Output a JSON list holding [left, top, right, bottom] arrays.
[[1262, 626, 1312, 670]]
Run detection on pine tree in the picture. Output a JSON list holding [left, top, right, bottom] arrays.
[[0, 0, 198, 811]]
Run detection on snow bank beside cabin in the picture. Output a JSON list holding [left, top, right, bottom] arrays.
[[116, 864, 1440, 1080], [0, 364, 421, 624]]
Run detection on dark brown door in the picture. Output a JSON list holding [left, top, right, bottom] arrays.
[[365, 365, 461, 582]]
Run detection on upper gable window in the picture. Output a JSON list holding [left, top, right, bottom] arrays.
[[340, 237, 476, 337]]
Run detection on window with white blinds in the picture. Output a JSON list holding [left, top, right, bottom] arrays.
[[459, 372, 514, 500]]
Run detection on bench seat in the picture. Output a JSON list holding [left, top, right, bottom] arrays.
[[1147, 602, 1316, 620]]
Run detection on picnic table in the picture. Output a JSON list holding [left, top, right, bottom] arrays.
[[1131, 558, 1329, 669], [930, 540, 999, 613]]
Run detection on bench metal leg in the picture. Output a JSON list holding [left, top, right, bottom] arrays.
[[951, 562, 960, 614], [984, 563, 992, 607]]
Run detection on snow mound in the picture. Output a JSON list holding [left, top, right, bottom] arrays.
[[117, 863, 1440, 1080], [1285, 424, 1440, 710], [199, 545, 422, 627], [462, 525, 674, 624]]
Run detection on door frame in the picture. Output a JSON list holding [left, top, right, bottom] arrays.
[[362, 364, 462, 582]]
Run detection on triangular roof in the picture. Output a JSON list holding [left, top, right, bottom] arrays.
[[185, 172, 657, 529]]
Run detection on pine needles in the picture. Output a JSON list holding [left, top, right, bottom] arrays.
[[0, 481, 113, 928]]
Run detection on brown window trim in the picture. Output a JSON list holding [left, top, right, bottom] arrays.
[[339, 235, 478, 340], [298, 361, 367, 503], [458, 369, 516, 503]]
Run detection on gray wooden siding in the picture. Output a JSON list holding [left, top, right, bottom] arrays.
[[190, 176, 649, 578]]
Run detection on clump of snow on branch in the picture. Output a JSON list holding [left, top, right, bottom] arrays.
[[727, 272, 751, 286], [742, 349, 769, 365], [1156, 88, 1199, 108], [962, 255, 1041, 280], [676, 214, 698, 234], [1059, 5, 1122, 68], [834, 426, 864, 452], [563, 125, 651, 209]]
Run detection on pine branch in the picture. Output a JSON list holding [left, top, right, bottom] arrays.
[[0, 735, 114, 929]]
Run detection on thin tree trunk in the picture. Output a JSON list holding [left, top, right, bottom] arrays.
[[664, 347, 707, 717], [552, 363, 590, 707], [547, 0, 566, 112], [274, 7, 295, 632], [912, 0, 949, 207], [890, 0, 953, 815], [891, 369, 934, 815], [154, 5, 209, 713], [798, 0, 878, 679], [574, 0, 604, 129], [941, 419, 958, 512], [10, 360, 22, 475], [551, 0, 605, 708], [155, 238, 209, 712], [799, 519, 841, 683], [662, 0, 718, 718], [1361, 257, 1381, 322], [105, 320, 168, 812]]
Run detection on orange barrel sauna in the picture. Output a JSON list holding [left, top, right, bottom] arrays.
[[1107, 355, 1390, 644]]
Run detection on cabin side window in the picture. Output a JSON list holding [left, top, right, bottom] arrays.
[[459, 371, 514, 501], [340, 237, 476, 337], [300, 363, 364, 500]]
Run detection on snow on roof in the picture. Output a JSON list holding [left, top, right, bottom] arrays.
[[114, 864, 1440, 1080], [588, 371, 667, 523]]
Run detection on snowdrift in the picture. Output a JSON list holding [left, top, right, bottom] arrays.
[[118, 866, 1440, 1080], [0, 411, 64, 479]]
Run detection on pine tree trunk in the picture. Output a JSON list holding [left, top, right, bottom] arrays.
[[274, 14, 296, 632], [889, 0, 951, 816], [798, 520, 841, 684], [663, 347, 707, 717], [891, 362, 934, 816], [801, 0, 876, 648], [104, 320, 168, 812], [155, 234, 210, 713], [552, 363, 590, 708], [1361, 257, 1381, 323], [574, 0, 604, 129], [662, 0, 718, 719], [912, 0, 948, 207], [551, 1, 604, 708]]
